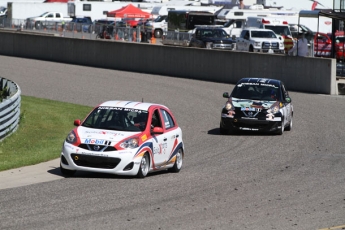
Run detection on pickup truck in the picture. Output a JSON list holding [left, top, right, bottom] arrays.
[[314, 31, 345, 62], [189, 26, 236, 50], [26, 12, 72, 30], [236, 28, 285, 54]]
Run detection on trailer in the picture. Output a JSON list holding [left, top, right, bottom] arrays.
[[7, 2, 68, 20]]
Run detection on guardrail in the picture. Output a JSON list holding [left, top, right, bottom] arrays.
[[0, 78, 21, 141]]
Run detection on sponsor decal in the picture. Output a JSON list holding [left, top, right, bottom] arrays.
[[240, 127, 259, 131], [84, 139, 105, 145], [153, 143, 167, 155], [241, 117, 258, 120], [84, 130, 125, 136], [118, 150, 132, 154], [64, 144, 75, 150], [141, 134, 147, 142], [81, 152, 109, 157], [241, 107, 256, 111]]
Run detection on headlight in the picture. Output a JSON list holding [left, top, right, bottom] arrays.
[[66, 130, 77, 144], [120, 137, 139, 149], [254, 42, 261, 46], [224, 102, 232, 111]]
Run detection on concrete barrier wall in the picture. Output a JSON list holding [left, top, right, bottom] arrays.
[[0, 30, 336, 94]]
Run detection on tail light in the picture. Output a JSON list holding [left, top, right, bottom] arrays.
[[262, 19, 270, 24]]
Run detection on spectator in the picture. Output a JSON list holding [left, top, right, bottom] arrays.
[[239, 0, 245, 9], [288, 29, 309, 57]]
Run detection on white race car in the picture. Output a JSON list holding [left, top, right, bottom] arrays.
[[60, 100, 184, 178]]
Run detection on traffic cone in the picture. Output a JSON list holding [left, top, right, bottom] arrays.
[[151, 36, 156, 44]]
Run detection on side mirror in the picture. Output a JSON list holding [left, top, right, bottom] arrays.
[[74, 119, 81, 126], [285, 97, 291, 103], [223, 92, 230, 98], [151, 127, 164, 134]]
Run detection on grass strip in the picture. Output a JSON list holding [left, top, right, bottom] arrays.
[[0, 95, 92, 172]]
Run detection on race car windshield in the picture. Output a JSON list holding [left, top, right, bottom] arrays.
[[231, 84, 280, 101], [82, 107, 149, 132]]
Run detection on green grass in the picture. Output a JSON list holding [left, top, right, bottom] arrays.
[[0, 96, 92, 172]]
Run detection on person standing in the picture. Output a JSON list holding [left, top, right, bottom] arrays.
[[239, 0, 245, 9], [288, 29, 309, 57]]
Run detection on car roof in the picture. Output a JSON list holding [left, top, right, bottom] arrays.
[[98, 100, 167, 111], [237, 78, 282, 86]]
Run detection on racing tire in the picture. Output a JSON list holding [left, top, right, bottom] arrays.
[[168, 148, 183, 173], [220, 122, 235, 135], [60, 163, 76, 177], [219, 122, 228, 135], [137, 153, 150, 178], [249, 46, 254, 52], [154, 29, 162, 38], [276, 121, 285, 135], [285, 118, 292, 131], [219, 127, 228, 135]]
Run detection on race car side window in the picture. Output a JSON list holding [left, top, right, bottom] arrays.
[[160, 109, 175, 130], [151, 109, 162, 129], [281, 84, 289, 101]]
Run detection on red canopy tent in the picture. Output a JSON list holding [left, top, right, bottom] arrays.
[[107, 4, 152, 18]]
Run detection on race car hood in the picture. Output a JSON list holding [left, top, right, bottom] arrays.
[[231, 98, 278, 109], [76, 126, 141, 145], [224, 98, 283, 120]]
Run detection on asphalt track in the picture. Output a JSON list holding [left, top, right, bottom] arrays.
[[0, 55, 345, 230]]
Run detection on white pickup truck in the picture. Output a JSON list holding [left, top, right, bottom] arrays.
[[26, 12, 72, 30], [236, 28, 285, 54]]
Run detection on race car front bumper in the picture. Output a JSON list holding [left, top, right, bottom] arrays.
[[60, 142, 143, 176], [220, 117, 282, 132]]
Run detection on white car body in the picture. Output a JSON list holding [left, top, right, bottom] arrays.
[[60, 100, 184, 178]]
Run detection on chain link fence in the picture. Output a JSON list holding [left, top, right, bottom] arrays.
[[0, 17, 162, 43]]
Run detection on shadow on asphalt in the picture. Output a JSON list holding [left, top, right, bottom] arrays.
[[47, 165, 170, 179]]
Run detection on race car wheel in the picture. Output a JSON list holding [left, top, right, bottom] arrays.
[[249, 46, 254, 52], [276, 121, 284, 135], [219, 122, 228, 135], [137, 153, 150, 178], [285, 118, 292, 131], [220, 122, 235, 135], [60, 163, 76, 177], [168, 148, 183, 173]]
